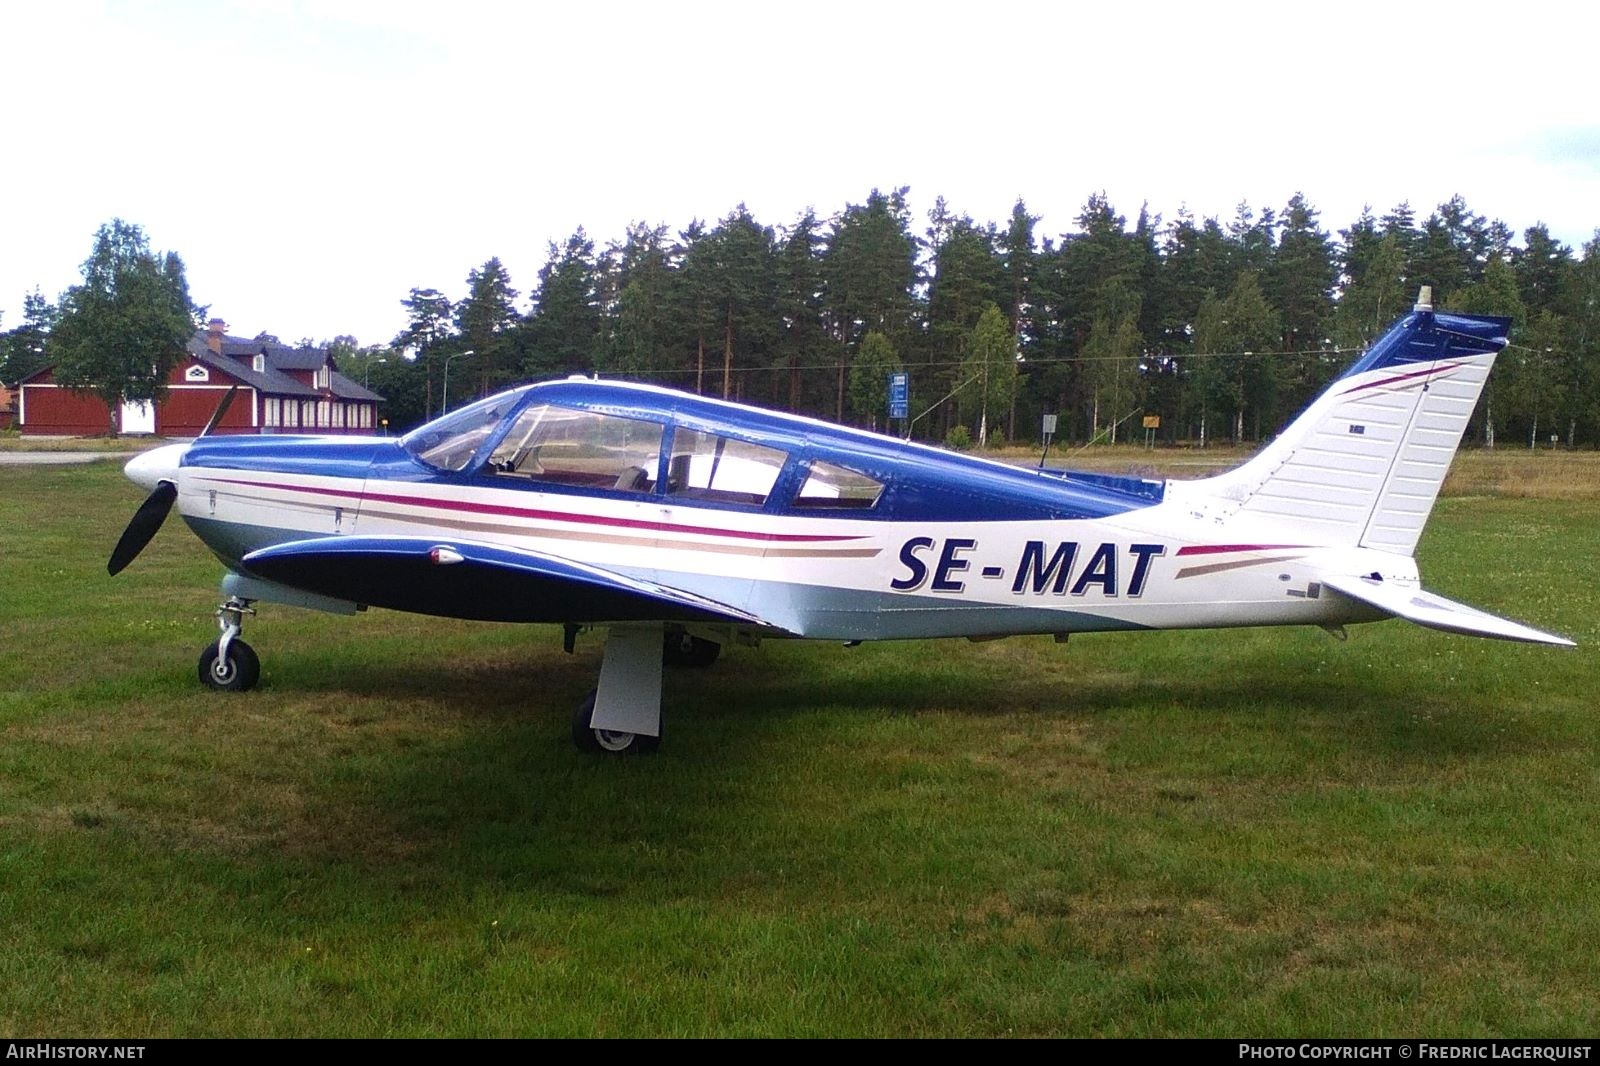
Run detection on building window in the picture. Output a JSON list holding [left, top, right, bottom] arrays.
[[265, 398, 280, 427], [331, 403, 344, 429]]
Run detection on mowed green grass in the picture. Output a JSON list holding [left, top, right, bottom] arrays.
[[1, 459, 1597, 1037]]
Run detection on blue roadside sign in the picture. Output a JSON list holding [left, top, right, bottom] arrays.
[[888, 372, 909, 420]]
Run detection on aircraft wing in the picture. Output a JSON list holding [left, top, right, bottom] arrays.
[[1323, 575, 1575, 647], [240, 535, 792, 630]]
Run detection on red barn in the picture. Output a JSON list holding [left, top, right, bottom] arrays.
[[17, 319, 384, 436]]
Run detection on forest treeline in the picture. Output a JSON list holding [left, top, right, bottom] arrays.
[[7, 190, 1597, 447]]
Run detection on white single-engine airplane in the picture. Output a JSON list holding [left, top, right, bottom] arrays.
[[112, 292, 1573, 753]]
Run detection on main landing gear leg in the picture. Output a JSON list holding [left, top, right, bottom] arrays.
[[572, 623, 663, 755], [199, 596, 260, 692]]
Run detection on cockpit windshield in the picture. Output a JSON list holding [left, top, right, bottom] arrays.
[[401, 388, 531, 472]]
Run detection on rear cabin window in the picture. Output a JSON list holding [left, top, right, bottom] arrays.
[[794, 461, 885, 510], [666, 429, 788, 507], [487, 405, 663, 493]]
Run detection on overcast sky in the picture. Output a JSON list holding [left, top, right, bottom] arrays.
[[2, 0, 1596, 347]]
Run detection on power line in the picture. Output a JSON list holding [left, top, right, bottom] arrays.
[[589, 344, 1366, 379]]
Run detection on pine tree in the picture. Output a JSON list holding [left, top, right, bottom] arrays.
[[926, 214, 1002, 363], [676, 220, 716, 394], [1339, 207, 1383, 292], [1189, 274, 1279, 442], [822, 188, 917, 420], [1, 288, 57, 385], [1513, 224, 1572, 317], [1000, 200, 1038, 341], [775, 210, 827, 411], [1380, 201, 1420, 267], [1270, 193, 1338, 399], [393, 287, 454, 421], [604, 223, 681, 380], [455, 257, 520, 395], [1270, 193, 1336, 350], [1410, 195, 1507, 302], [525, 231, 600, 379], [1334, 233, 1408, 350], [696, 206, 778, 401], [1226, 201, 1277, 276]]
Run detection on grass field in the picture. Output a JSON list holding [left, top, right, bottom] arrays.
[[0, 435, 153, 453], [1, 454, 1597, 1037]]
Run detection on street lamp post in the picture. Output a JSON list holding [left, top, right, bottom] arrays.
[[442, 349, 475, 413], [363, 357, 387, 387]]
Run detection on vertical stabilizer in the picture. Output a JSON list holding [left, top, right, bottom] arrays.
[[1179, 304, 1510, 556]]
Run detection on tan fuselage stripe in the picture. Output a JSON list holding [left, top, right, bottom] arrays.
[[1174, 554, 1303, 580]]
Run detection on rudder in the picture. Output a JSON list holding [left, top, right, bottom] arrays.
[[1177, 293, 1510, 556]]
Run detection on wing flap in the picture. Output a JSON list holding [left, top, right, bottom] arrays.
[[241, 535, 789, 630], [1323, 575, 1574, 647]]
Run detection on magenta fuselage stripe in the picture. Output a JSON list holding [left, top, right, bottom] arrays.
[[1339, 361, 1464, 396], [198, 475, 867, 544], [1176, 544, 1309, 556]]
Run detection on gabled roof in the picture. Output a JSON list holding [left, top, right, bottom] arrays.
[[186, 338, 319, 397], [188, 330, 383, 401], [329, 371, 382, 402], [266, 346, 331, 372]]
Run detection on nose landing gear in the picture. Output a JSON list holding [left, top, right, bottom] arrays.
[[199, 596, 260, 692]]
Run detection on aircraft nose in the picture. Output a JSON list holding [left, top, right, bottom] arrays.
[[124, 442, 187, 492]]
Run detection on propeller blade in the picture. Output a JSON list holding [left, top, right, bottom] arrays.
[[200, 385, 239, 437], [108, 480, 177, 576]]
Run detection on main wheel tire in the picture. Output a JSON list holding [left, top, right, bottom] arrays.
[[662, 632, 721, 669], [198, 638, 260, 692], [570, 689, 661, 755]]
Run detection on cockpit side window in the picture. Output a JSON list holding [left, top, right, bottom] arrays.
[[793, 460, 885, 509], [402, 392, 524, 473], [666, 429, 788, 506], [486, 405, 663, 493]]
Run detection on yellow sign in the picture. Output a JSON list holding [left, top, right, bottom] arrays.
[[1142, 415, 1161, 429]]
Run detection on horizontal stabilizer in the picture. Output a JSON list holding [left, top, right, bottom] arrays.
[[242, 535, 790, 630], [1323, 574, 1574, 647]]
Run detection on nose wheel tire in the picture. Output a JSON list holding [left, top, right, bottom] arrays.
[[571, 689, 660, 755], [199, 638, 261, 692]]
